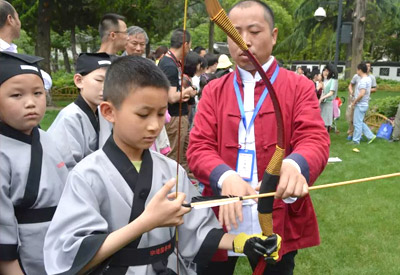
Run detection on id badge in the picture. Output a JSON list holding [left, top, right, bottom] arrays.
[[236, 149, 255, 182]]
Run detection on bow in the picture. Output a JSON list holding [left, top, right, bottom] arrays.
[[174, 0, 189, 273], [204, 0, 285, 273]]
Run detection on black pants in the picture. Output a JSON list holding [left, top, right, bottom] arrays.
[[198, 250, 297, 275]]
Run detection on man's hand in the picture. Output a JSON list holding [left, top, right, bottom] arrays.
[[275, 162, 308, 199], [181, 87, 194, 102], [233, 233, 281, 265], [219, 173, 257, 231]]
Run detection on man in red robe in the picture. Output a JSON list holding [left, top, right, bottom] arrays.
[[187, 1, 330, 274]]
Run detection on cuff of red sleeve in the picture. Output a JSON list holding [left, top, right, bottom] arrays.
[[209, 164, 233, 196], [285, 153, 310, 183]]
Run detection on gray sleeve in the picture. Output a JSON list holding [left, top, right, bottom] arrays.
[[0, 154, 19, 260], [48, 115, 85, 170], [44, 171, 109, 275], [350, 74, 358, 85], [176, 167, 223, 266], [370, 75, 377, 88]]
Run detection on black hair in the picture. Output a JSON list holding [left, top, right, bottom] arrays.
[[357, 62, 368, 73], [98, 13, 126, 41], [229, 0, 275, 30], [184, 51, 202, 77], [170, 28, 191, 49], [193, 46, 206, 54], [154, 45, 168, 59], [323, 63, 337, 79], [0, 0, 16, 28], [204, 53, 218, 68], [103, 56, 170, 109]]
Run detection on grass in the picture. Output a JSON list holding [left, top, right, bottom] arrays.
[[235, 90, 400, 275], [44, 92, 400, 274]]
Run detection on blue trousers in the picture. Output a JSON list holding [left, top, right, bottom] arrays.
[[353, 104, 374, 143]]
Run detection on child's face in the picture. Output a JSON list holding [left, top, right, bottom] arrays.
[[75, 68, 106, 111], [112, 86, 168, 159], [0, 74, 46, 134]]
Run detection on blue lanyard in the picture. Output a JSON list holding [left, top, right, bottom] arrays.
[[234, 65, 279, 139]]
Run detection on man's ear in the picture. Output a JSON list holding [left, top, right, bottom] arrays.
[[100, 101, 115, 124], [74, 74, 84, 89]]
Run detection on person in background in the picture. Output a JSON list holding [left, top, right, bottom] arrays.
[[158, 29, 196, 174], [154, 45, 168, 65], [366, 61, 377, 94], [47, 53, 111, 170], [350, 62, 376, 145], [347, 60, 377, 140], [319, 63, 338, 132], [390, 102, 400, 142], [0, 0, 52, 92], [97, 13, 127, 57], [124, 26, 148, 57], [193, 45, 207, 57], [199, 53, 218, 99], [215, 54, 233, 78], [296, 66, 304, 76], [311, 70, 323, 99]]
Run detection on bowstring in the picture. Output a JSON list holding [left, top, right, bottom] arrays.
[[175, 0, 189, 273]]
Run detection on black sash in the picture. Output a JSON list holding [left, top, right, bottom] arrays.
[[74, 93, 100, 149]]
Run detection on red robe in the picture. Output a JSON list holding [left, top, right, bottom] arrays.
[[187, 59, 330, 260]]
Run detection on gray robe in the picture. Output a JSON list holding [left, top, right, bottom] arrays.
[[0, 124, 68, 275], [47, 94, 99, 170], [44, 136, 224, 275]]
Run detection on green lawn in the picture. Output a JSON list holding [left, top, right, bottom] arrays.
[[44, 92, 400, 275], [236, 90, 400, 274]]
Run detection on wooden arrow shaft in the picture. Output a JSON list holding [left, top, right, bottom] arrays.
[[189, 172, 400, 208]]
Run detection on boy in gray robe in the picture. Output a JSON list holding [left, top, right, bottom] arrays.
[[44, 56, 280, 275], [47, 53, 111, 170], [0, 52, 68, 274]]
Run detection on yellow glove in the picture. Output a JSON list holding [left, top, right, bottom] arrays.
[[233, 233, 282, 262]]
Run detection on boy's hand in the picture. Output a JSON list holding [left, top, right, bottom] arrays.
[[233, 233, 281, 264], [143, 178, 191, 230]]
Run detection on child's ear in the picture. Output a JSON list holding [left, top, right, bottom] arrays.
[[74, 74, 84, 89], [100, 101, 115, 124]]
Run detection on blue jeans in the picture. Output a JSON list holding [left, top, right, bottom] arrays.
[[353, 104, 374, 143]]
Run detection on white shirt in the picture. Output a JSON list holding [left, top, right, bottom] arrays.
[[218, 57, 299, 255], [0, 38, 18, 53]]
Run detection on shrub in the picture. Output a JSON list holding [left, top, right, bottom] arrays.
[[52, 70, 75, 88], [368, 96, 400, 118]]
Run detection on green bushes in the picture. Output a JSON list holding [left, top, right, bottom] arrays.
[[51, 70, 75, 88], [369, 96, 400, 118]]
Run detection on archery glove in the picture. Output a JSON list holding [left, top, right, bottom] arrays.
[[233, 233, 282, 264]]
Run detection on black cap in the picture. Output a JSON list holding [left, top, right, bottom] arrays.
[[0, 52, 44, 85], [75, 52, 112, 76]]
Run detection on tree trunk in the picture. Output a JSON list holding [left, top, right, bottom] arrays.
[[36, 0, 51, 73], [70, 27, 78, 65], [344, 0, 353, 79], [54, 48, 59, 72], [208, 20, 214, 53], [62, 48, 71, 73], [350, 0, 367, 76]]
